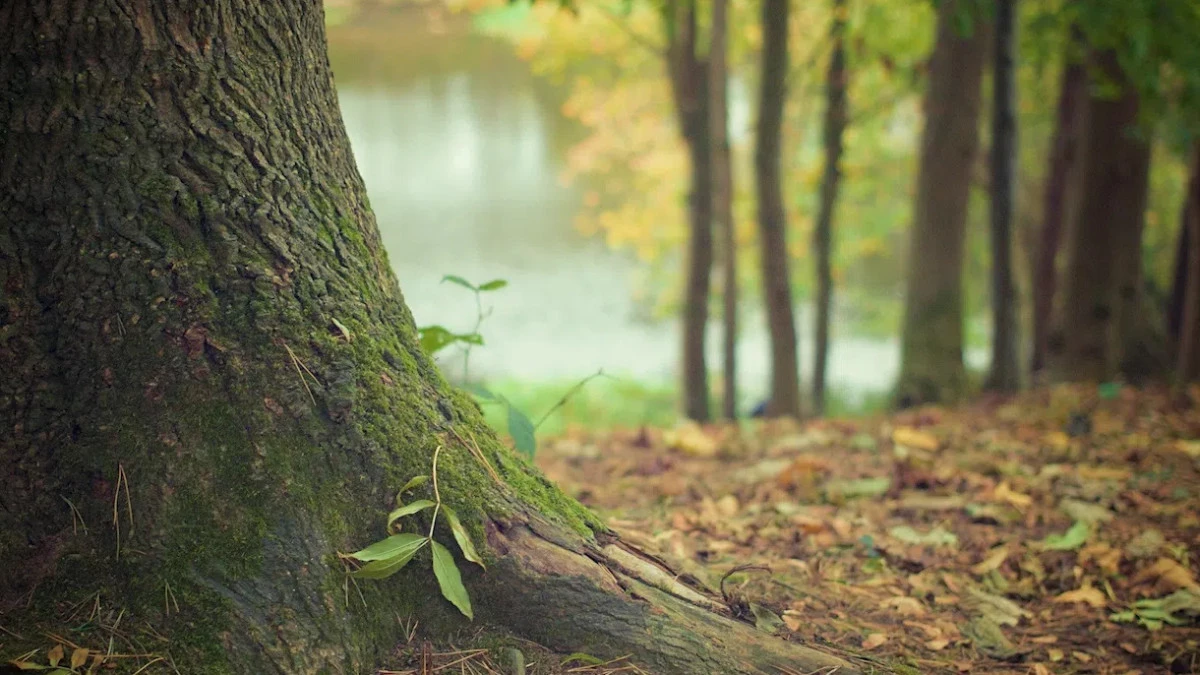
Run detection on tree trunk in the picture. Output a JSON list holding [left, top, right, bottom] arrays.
[[812, 0, 848, 417], [895, 0, 988, 406], [711, 0, 738, 420], [0, 2, 863, 674], [1030, 39, 1085, 376], [1176, 143, 1200, 384], [1047, 50, 1152, 383], [756, 0, 802, 418], [667, 0, 713, 422], [985, 0, 1020, 393]]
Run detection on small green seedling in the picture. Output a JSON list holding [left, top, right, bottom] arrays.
[[340, 446, 484, 620]]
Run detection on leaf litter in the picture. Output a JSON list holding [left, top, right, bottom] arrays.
[[535, 384, 1200, 674]]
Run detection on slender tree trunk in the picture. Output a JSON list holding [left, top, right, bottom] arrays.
[[1031, 40, 1085, 376], [895, 0, 989, 406], [1047, 50, 1152, 383], [1176, 143, 1200, 384], [711, 0, 737, 420], [812, 0, 848, 416], [985, 0, 1020, 393], [756, 0, 802, 418], [667, 0, 713, 422], [0, 2, 862, 673]]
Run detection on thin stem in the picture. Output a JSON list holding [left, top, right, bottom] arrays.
[[534, 369, 609, 430], [427, 445, 443, 541]]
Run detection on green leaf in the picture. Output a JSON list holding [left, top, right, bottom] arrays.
[[350, 541, 424, 580], [441, 275, 476, 291], [1042, 521, 1091, 551], [478, 279, 508, 292], [431, 539, 474, 619], [507, 405, 537, 457], [386, 499, 436, 530], [419, 326, 458, 355], [1098, 382, 1121, 400], [560, 653, 605, 666], [468, 384, 500, 402], [399, 475, 429, 495], [347, 533, 428, 563], [440, 505, 485, 569]]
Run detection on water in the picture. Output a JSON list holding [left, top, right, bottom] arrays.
[[326, 6, 985, 407]]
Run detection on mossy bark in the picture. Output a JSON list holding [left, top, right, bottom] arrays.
[[0, 2, 860, 674], [895, 0, 988, 407]]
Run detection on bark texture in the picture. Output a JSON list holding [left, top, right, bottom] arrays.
[[1047, 51, 1152, 383], [667, 0, 713, 422], [0, 2, 860, 674], [895, 1, 988, 406], [812, 0, 848, 417], [985, 0, 1019, 393], [756, 0, 802, 418], [710, 0, 738, 420], [1031, 41, 1085, 375]]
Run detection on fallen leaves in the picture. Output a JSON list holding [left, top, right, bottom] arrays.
[[533, 384, 1200, 674]]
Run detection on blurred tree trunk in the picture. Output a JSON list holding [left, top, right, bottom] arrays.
[[895, 1, 988, 406], [667, 0, 713, 421], [0, 2, 863, 674], [1175, 143, 1200, 384], [711, 0, 737, 420], [812, 0, 849, 416], [1047, 51, 1152, 382], [1031, 38, 1086, 376], [756, 0, 801, 418], [985, 0, 1019, 393]]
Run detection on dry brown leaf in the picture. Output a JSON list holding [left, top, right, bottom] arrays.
[[893, 427, 940, 452], [70, 647, 89, 670], [1031, 664, 1052, 675], [862, 633, 888, 650], [881, 596, 927, 616], [47, 644, 64, 667], [781, 610, 803, 632], [1053, 585, 1107, 608]]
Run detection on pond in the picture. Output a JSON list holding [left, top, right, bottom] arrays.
[[325, 5, 984, 410]]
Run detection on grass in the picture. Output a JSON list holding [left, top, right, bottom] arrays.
[[470, 375, 894, 438]]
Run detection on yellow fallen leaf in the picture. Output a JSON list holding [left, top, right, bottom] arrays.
[[71, 647, 89, 670], [1044, 431, 1070, 451], [1053, 585, 1107, 608], [994, 482, 1033, 509], [1031, 665, 1052, 675], [1048, 648, 1065, 662], [47, 645, 64, 667], [926, 637, 950, 651], [893, 426, 939, 452], [1135, 557, 1200, 591], [862, 633, 888, 649], [664, 421, 719, 457], [881, 596, 927, 616], [782, 610, 803, 632], [972, 546, 1009, 576]]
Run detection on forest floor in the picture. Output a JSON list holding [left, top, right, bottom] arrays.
[[529, 383, 1200, 675]]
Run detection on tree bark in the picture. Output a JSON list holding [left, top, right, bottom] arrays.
[[711, 0, 738, 420], [0, 2, 861, 674], [1047, 50, 1152, 383], [1030, 38, 1085, 376], [895, 0, 988, 406], [756, 0, 802, 418], [1176, 143, 1200, 384], [812, 0, 848, 417], [985, 0, 1020, 393], [667, 0, 713, 422]]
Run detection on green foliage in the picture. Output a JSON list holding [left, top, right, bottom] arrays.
[[1110, 590, 1200, 631], [341, 447, 483, 620]]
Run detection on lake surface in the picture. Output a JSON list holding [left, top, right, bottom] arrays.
[[326, 6, 984, 408]]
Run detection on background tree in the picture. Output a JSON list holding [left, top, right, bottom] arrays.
[[895, 0, 989, 406], [711, 0, 737, 420], [985, 0, 1019, 392], [1030, 30, 1085, 377], [1175, 143, 1200, 384], [665, 0, 714, 421], [756, 0, 802, 418], [1046, 50, 1152, 382], [812, 0, 849, 416], [0, 1, 862, 672]]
